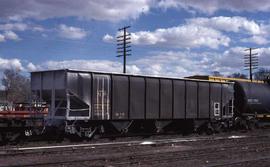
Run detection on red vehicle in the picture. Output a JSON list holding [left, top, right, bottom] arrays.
[[0, 102, 48, 143]]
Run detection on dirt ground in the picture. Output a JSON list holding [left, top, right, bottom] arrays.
[[1, 130, 270, 167]]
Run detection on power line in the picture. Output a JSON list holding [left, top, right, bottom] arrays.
[[244, 48, 258, 81], [116, 26, 131, 73]]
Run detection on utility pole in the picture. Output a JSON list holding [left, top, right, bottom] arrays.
[[117, 26, 131, 73], [244, 48, 258, 82]]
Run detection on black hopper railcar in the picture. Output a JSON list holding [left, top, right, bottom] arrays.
[[31, 69, 234, 138]]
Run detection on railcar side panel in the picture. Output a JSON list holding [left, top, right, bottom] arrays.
[[67, 72, 78, 95], [130, 76, 145, 119], [42, 71, 54, 90], [31, 72, 42, 90], [77, 73, 91, 106], [67, 72, 90, 117], [92, 74, 110, 120], [112, 75, 128, 119], [54, 71, 66, 90], [210, 83, 222, 118], [222, 84, 231, 117], [145, 78, 159, 119], [54, 90, 66, 117], [198, 82, 210, 119], [160, 79, 173, 119], [173, 80, 185, 119], [186, 81, 198, 119], [54, 71, 66, 117]]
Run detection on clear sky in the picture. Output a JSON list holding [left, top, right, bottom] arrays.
[[0, 0, 270, 82]]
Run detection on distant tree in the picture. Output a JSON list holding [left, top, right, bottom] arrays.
[[228, 73, 247, 79], [254, 68, 270, 80], [211, 71, 223, 77], [1, 69, 31, 103]]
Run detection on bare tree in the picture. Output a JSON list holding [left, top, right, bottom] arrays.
[[254, 68, 270, 80], [228, 73, 247, 79], [211, 71, 223, 77], [1, 69, 31, 103]]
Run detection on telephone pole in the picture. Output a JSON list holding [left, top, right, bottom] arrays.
[[117, 26, 131, 73], [244, 48, 258, 81]]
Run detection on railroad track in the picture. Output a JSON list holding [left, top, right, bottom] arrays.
[[2, 138, 270, 167], [207, 156, 270, 167], [104, 140, 270, 166], [0, 134, 253, 156], [1, 133, 270, 167]]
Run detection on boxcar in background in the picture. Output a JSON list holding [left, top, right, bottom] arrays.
[[31, 69, 234, 137]]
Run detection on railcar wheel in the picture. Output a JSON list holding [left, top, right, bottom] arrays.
[[205, 123, 214, 135], [155, 121, 171, 133], [85, 127, 97, 139], [234, 117, 249, 130], [0, 133, 7, 145], [212, 122, 222, 133], [0, 133, 2, 144], [67, 134, 83, 142], [247, 118, 257, 130], [111, 121, 133, 134]]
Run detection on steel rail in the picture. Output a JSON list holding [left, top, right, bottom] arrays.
[[2, 138, 270, 167]]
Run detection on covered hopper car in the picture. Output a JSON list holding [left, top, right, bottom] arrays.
[[31, 69, 235, 138]]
